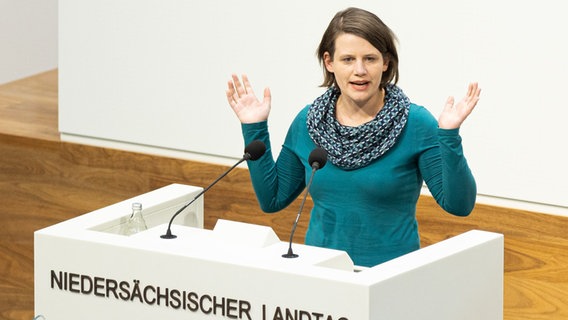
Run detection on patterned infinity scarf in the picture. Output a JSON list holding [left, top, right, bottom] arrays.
[[307, 84, 410, 170]]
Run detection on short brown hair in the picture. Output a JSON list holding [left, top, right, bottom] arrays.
[[317, 7, 399, 89]]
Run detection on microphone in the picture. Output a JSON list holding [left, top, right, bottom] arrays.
[[282, 147, 327, 258], [160, 140, 266, 239]]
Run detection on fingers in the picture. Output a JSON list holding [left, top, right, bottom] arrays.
[[466, 82, 475, 98], [226, 73, 271, 105], [438, 83, 481, 129], [226, 81, 236, 107], [242, 74, 254, 96], [444, 96, 455, 110], [465, 82, 481, 110], [263, 87, 271, 105], [467, 83, 481, 100], [454, 83, 481, 121], [230, 74, 251, 98], [226, 74, 249, 109]]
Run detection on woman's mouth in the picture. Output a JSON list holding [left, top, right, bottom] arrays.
[[350, 81, 370, 90]]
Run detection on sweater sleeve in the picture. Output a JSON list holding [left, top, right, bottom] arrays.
[[241, 121, 306, 213], [418, 124, 477, 217]]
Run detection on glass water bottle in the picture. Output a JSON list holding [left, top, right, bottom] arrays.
[[124, 202, 148, 235]]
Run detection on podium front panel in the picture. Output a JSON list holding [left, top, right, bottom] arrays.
[[34, 184, 503, 320]]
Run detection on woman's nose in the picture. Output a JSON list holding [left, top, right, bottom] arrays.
[[354, 60, 367, 75]]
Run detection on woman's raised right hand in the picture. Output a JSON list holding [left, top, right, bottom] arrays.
[[226, 74, 271, 124]]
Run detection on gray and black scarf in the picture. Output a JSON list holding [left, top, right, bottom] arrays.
[[307, 84, 410, 170]]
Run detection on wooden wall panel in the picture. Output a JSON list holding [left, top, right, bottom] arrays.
[[0, 134, 309, 320]]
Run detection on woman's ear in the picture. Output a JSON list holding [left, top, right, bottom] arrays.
[[382, 57, 389, 72], [324, 52, 334, 72]]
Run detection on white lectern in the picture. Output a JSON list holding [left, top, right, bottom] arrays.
[[35, 184, 503, 320]]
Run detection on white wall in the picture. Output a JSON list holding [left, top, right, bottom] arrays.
[[58, 0, 568, 215], [0, 0, 58, 84]]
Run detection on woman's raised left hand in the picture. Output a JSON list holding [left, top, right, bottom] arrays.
[[438, 82, 481, 129]]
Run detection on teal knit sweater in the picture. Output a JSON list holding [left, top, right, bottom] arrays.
[[242, 104, 476, 267]]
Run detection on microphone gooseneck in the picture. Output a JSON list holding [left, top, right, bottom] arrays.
[[283, 147, 327, 258], [161, 140, 266, 239]]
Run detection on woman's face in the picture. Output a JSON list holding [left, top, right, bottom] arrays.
[[324, 33, 388, 108]]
